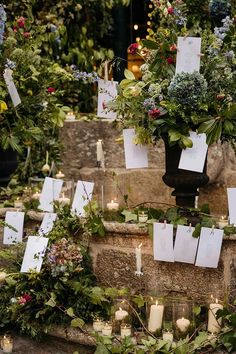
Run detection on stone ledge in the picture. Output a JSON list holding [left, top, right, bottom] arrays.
[[0, 208, 236, 241], [47, 325, 96, 347]]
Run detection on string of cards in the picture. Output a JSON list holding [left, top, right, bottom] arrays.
[[3, 177, 94, 273]]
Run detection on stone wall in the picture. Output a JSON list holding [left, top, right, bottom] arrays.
[[59, 120, 236, 214], [90, 223, 236, 304]]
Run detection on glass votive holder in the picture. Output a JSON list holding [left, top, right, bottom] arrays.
[[113, 297, 130, 333], [92, 318, 104, 332], [101, 321, 112, 336], [120, 323, 132, 338], [147, 297, 164, 335], [162, 329, 174, 343], [172, 300, 194, 339], [138, 211, 148, 223], [1, 334, 13, 353]]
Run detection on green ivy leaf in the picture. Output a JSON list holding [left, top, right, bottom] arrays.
[[141, 39, 159, 49], [71, 317, 85, 328], [124, 69, 135, 80], [66, 307, 74, 317]]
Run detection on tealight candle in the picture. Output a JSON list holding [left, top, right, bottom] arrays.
[[66, 111, 76, 120], [14, 198, 23, 208], [217, 216, 228, 229], [162, 329, 174, 342], [148, 301, 164, 332], [115, 307, 128, 321], [176, 317, 190, 332], [55, 170, 65, 179], [57, 193, 70, 206], [32, 192, 41, 200], [93, 319, 104, 332], [101, 322, 112, 336], [120, 324, 132, 338], [106, 199, 119, 211], [1, 335, 13, 353], [207, 298, 223, 333], [138, 211, 148, 223]]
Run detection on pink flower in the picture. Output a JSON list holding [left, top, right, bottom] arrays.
[[128, 43, 139, 55], [23, 32, 30, 38], [17, 16, 26, 28], [148, 108, 161, 119], [166, 57, 175, 64], [47, 87, 56, 93], [18, 294, 32, 305], [13, 26, 18, 33], [167, 7, 174, 14]]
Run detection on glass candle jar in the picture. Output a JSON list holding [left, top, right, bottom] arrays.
[[120, 323, 132, 338], [162, 329, 174, 342], [101, 322, 112, 336], [147, 298, 164, 335], [93, 319, 104, 332], [1, 334, 13, 353], [172, 300, 194, 339]]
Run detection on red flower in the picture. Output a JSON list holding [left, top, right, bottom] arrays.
[[166, 57, 175, 64], [23, 32, 30, 38], [148, 108, 161, 119], [216, 93, 225, 100], [47, 87, 56, 93], [17, 16, 26, 28], [167, 7, 174, 14], [128, 43, 139, 55]]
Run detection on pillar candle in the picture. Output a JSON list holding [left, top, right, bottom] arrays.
[[148, 301, 164, 332], [96, 139, 104, 162], [135, 243, 142, 275], [207, 299, 223, 333], [176, 317, 190, 332], [115, 307, 128, 321]]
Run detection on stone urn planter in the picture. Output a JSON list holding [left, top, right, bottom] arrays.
[[0, 148, 18, 186], [162, 136, 209, 208]]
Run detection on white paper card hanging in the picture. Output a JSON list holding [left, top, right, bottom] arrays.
[[227, 188, 236, 225], [175, 37, 201, 74], [38, 177, 63, 212], [38, 213, 57, 236], [195, 227, 223, 268], [3, 68, 21, 107], [153, 222, 174, 262], [97, 79, 118, 119], [20, 236, 49, 273], [3, 211, 25, 244], [178, 132, 208, 172], [71, 180, 94, 217], [123, 128, 148, 169], [174, 225, 199, 264]]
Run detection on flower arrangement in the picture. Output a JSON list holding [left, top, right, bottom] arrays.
[[0, 8, 74, 180], [108, 0, 236, 149]]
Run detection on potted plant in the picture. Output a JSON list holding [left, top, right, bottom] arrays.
[[107, 0, 236, 207]]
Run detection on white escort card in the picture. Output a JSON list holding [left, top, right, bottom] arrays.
[[3, 211, 25, 244], [227, 188, 236, 225], [3, 68, 21, 107], [175, 37, 201, 74], [38, 213, 57, 236], [71, 180, 94, 217], [153, 222, 174, 262], [178, 132, 208, 173], [20, 236, 49, 273], [195, 227, 224, 268], [38, 177, 63, 212], [123, 129, 148, 169], [97, 79, 118, 119], [174, 225, 199, 264]]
